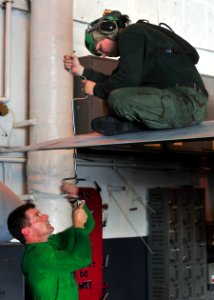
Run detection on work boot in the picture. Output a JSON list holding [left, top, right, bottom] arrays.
[[91, 116, 143, 136]]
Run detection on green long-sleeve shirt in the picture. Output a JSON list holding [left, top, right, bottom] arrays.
[[83, 22, 206, 99], [22, 206, 95, 300]]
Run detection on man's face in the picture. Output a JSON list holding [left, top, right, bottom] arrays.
[[24, 208, 54, 242], [95, 38, 118, 57]]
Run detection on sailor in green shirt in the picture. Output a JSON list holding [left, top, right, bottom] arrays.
[[64, 10, 208, 136], [7, 183, 95, 300]]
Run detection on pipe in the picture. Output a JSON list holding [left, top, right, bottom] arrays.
[[0, 0, 13, 103], [0, 157, 26, 163], [0, 181, 24, 242], [28, 0, 75, 233], [13, 118, 37, 128]]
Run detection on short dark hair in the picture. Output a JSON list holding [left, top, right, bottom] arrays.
[[7, 203, 35, 244]]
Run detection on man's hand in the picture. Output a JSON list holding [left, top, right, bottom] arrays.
[[63, 54, 84, 76], [82, 80, 96, 95], [72, 203, 88, 228], [61, 182, 79, 199]]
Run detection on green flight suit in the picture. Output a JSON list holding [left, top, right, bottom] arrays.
[[22, 206, 95, 300], [83, 22, 208, 129]]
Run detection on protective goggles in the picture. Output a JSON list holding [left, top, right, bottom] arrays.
[[85, 16, 119, 56]]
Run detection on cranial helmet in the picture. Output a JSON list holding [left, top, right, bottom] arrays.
[[85, 10, 129, 56]]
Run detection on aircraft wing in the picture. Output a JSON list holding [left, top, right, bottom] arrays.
[[11, 120, 214, 152]]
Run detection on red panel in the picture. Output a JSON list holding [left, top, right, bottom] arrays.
[[75, 187, 104, 300]]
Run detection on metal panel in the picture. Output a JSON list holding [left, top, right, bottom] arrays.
[[148, 187, 208, 300], [0, 243, 25, 300]]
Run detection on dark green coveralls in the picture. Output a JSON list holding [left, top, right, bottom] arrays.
[[83, 22, 208, 129], [22, 206, 94, 300]]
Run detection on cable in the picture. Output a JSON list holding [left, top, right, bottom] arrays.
[[66, 67, 87, 81]]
